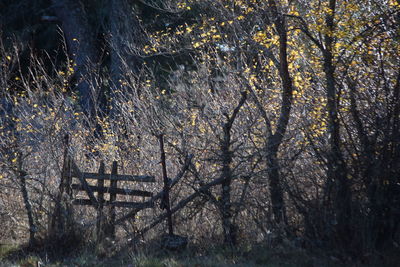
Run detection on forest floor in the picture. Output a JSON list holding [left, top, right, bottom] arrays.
[[1, 240, 398, 267]]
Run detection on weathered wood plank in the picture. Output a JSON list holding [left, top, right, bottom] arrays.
[[96, 161, 105, 240], [71, 184, 153, 197], [73, 199, 154, 208], [108, 161, 118, 238], [159, 134, 174, 235], [111, 201, 154, 208], [70, 160, 99, 206], [79, 172, 155, 182], [70, 158, 82, 178]]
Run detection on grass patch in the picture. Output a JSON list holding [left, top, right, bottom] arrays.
[[127, 243, 342, 267], [1, 241, 396, 266], [0, 243, 18, 260]]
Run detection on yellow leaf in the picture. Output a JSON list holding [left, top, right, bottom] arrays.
[[195, 162, 201, 169], [193, 42, 201, 48]]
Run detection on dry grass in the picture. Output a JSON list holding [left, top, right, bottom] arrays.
[[3, 240, 398, 267]]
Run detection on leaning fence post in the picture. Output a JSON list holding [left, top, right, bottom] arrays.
[[96, 161, 105, 241]]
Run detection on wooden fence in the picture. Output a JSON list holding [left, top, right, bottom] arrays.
[[52, 134, 194, 246], [65, 159, 155, 239]]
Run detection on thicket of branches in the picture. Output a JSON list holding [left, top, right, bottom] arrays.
[[0, 0, 399, 259]]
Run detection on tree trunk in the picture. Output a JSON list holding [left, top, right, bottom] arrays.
[[52, 0, 98, 118], [323, 0, 351, 244], [265, 0, 294, 225], [220, 121, 235, 246], [109, 0, 143, 115], [219, 91, 247, 246]]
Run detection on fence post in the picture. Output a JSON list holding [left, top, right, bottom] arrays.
[[50, 134, 72, 238], [107, 161, 118, 238], [60, 134, 69, 194], [96, 161, 105, 241], [65, 157, 72, 198], [159, 134, 174, 236], [62, 155, 76, 238]]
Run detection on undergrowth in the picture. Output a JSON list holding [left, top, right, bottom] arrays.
[[2, 240, 397, 267]]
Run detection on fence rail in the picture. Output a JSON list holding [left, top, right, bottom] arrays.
[[73, 198, 154, 208], [81, 172, 155, 182], [71, 184, 153, 197]]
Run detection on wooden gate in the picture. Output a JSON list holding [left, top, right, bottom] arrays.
[[66, 159, 155, 238]]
